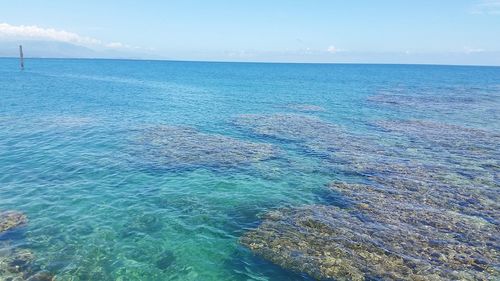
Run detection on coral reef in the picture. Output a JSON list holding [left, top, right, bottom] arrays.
[[155, 250, 175, 271], [366, 120, 500, 224], [241, 183, 500, 280], [233, 114, 381, 161], [239, 115, 499, 280], [368, 92, 475, 108], [137, 125, 280, 169], [0, 246, 54, 281], [233, 114, 338, 142], [1, 213, 54, 281], [367, 163, 499, 225], [0, 212, 27, 233], [373, 119, 500, 158], [367, 86, 499, 112]]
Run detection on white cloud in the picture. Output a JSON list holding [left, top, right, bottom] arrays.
[[105, 42, 125, 49], [327, 45, 346, 54], [464, 47, 485, 54], [327, 45, 338, 54], [472, 0, 500, 15], [0, 23, 135, 49]]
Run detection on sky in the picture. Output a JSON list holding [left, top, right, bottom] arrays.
[[1, 0, 500, 65]]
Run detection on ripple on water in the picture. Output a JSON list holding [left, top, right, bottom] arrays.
[[2, 62, 500, 281], [284, 104, 326, 112]]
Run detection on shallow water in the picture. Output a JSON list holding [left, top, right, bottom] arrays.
[[0, 58, 499, 280]]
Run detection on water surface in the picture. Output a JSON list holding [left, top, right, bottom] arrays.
[[0, 58, 499, 280]]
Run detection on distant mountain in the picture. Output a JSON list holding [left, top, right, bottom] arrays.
[[0, 40, 100, 58], [0, 40, 161, 60]]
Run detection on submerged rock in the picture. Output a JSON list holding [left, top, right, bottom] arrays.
[[237, 115, 500, 221], [364, 119, 500, 224], [367, 87, 499, 114], [343, 157, 500, 225], [233, 113, 390, 177], [0, 247, 54, 281], [0, 211, 28, 233], [373, 119, 500, 157], [368, 164, 499, 225], [368, 92, 475, 108], [5, 248, 35, 273], [329, 182, 499, 245], [234, 114, 339, 142], [137, 125, 280, 169], [241, 185, 499, 280], [234, 114, 381, 160], [234, 114, 500, 280], [155, 250, 175, 271], [242, 171, 499, 280], [122, 213, 164, 236], [0, 213, 54, 280], [234, 114, 498, 177]]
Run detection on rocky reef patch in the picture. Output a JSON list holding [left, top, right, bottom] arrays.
[[367, 86, 500, 112], [233, 114, 381, 163], [373, 119, 500, 159], [233, 114, 339, 142], [0, 247, 54, 281], [238, 114, 499, 280], [0, 212, 27, 233], [136, 125, 281, 170], [0, 212, 54, 281], [241, 182, 499, 280]]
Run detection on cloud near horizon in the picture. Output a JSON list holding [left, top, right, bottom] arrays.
[[0, 23, 135, 50], [327, 46, 339, 54], [326, 45, 347, 54], [464, 46, 485, 54], [472, 0, 500, 14]]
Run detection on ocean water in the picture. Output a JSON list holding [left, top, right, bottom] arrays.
[[0, 58, 499, 280]]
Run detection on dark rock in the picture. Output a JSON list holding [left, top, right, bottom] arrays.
[[155, 250, 175, 271]]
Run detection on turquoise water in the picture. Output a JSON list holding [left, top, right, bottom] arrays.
[[0, 58, 499, 280]]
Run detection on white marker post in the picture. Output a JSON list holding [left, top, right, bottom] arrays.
[[19, 45, 24, 70]]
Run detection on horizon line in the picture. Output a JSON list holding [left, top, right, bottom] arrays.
[[0, 56, 499, 68]]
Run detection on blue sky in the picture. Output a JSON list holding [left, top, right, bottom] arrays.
[[1, 0, 500, 65]]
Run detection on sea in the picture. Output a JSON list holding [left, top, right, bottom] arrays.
[[0, 58, 499, 280]]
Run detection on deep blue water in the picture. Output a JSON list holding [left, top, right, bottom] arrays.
[[0, 58, 499, 280]]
